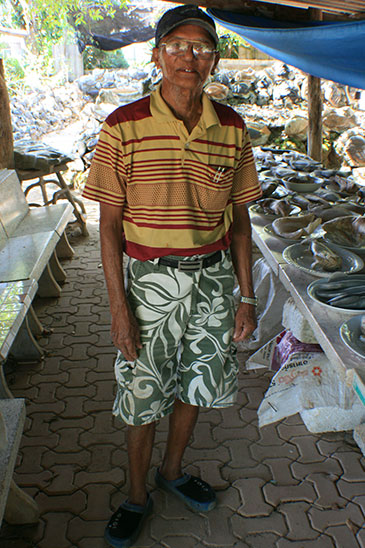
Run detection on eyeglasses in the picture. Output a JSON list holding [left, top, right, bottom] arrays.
[[159, 39, 217, 60]]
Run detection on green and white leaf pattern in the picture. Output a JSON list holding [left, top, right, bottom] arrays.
[[112, 252, 238, 425]]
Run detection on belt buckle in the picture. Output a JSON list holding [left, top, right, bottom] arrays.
[[177, 259, 203, 272]]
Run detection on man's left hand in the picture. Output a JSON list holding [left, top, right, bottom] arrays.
[[232, 302, 257, 342]]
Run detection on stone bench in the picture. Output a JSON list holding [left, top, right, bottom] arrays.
[[0, 169, 74, 394], [0, 398, 39, 527]]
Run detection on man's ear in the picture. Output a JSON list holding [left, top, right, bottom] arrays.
[[212, 51, 220, 74], [152, 47, 161, 69]]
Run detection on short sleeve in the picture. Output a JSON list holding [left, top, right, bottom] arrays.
[[82, 121, 127, 207]]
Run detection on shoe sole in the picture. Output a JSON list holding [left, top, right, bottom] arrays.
[[104, 499, 153, 548], [155, 472, 216, 512]]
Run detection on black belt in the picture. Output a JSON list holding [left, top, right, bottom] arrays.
[[158, 250, 223, 272]]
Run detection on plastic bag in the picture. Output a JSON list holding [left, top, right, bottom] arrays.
[[234, 257, 289, 354], [248, 330, 359, 428]]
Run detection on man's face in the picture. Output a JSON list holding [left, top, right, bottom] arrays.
[[152, 24, 220, 94]]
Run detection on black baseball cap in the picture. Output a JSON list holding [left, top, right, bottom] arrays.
[[155, 4, 219, 47]]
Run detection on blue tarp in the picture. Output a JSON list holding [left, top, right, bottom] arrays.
[[208, 9, 365, 89]]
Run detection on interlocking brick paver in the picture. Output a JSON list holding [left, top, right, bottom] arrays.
[[357, 526, 365, 548], [276, 421, 309, 439], [325, 524, 362, 547], [25, 399, 65, 415], [309, 502, 364, 531], [317, 437, 359, 457], [14, 470, 54, 489], [193, 422, 223, 448], [276, 537, 334, 547], [185, 445, 230, 464], [160, 536, 199, 548], [257, 424, 293, 446], [291, 458, 343, 480], [66, 367, 89, 387], [30, 370, 68, 386], [59, 397, 90, 419], [250, 440, 299, 462], [231, 511, 287, 538], [234, 477, 273, 517], [15, 446, 47, 474], [20, 433, 59, 449], [94, 379, 115, 401], [332, 451, 365, 481], [56, 383, 97, 400], [279, 502, 318, 540], [43, 465, 78, 494], [228, 439, 260, 469], [239, 407, 260, 424], [204, 507, 238, 546], [67, 516, 107, 544], [308, 472, 347, 509], [217, 486, 241, 510], [265, 457, 300, 485], [42, 448, 91, 468], [291, 435, 327, 463], [244, 532, 280, 547], [80, 484, 116, 520], [191, 460, 229, 489], [214, 423, 259, 443], [37, 512, 73, 548], [263, 482, 316, 507], [36, 490, 87, 514], [353, 496, 365, 519], [222, 463, 271, 483], [75, 467, 125, 488], [150, 513, 206, 539]]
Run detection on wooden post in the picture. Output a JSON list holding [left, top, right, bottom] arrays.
[[0, 59, 14, 169], [307, 8, 323, 162]]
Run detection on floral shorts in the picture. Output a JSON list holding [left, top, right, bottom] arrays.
[[112, 250, 238, 425]]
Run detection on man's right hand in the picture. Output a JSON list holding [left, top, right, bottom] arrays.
[[110, 308, 142, 362]]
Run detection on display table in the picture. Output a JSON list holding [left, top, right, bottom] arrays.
[[250, 208, 365, 405]]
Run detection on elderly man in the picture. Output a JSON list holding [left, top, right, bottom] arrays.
[[83, 4, 262, 547]]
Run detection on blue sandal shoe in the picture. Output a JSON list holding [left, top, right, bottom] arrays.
[[155, 469, 216, 512], [105, 494, 153, 548]]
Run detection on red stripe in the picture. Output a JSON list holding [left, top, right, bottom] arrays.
[[123, 135, 180, 147], [106, 96, 151, 126], [194, 138, 240, 151], [211, 100, 244, 129], [125, 232, 232, 261]]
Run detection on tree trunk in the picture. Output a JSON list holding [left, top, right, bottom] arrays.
[[0, 59, 14, 169], [306, 8, 323, 162]]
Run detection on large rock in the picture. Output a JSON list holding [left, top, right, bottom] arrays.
[[323, 107, 358, 132], [284, 115, 308, 141]]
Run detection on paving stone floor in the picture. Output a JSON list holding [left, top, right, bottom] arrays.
[[1, 198, 365, 548]]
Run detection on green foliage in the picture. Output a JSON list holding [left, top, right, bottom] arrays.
[[217, 30, 248, 59], [83, 45, 129, 70]]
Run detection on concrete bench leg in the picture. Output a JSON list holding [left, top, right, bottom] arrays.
[[49, 251, 67, 283], [10, 316, 44, 363], [37, 263, 62, 298], [0, 367, 12, 398], [4, 480, 40, 525], [56, 230, 74, 259]]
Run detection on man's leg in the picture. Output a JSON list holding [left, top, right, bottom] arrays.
[[127, 421, 156, 505], [159, 399, 199, 480], [156, 399, 216, 512]]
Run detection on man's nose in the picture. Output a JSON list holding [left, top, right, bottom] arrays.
[[182, 44, 196, 60]]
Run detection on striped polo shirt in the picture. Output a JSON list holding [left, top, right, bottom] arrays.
[[83, 86, 262, 260]]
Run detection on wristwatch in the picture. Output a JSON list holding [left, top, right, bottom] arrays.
[[240, 296, 258, 306]]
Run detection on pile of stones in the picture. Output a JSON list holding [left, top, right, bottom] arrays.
[[10, 60, 365, 174]]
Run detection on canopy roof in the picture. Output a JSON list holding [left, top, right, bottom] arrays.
[[208, 8, 365, 89]]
